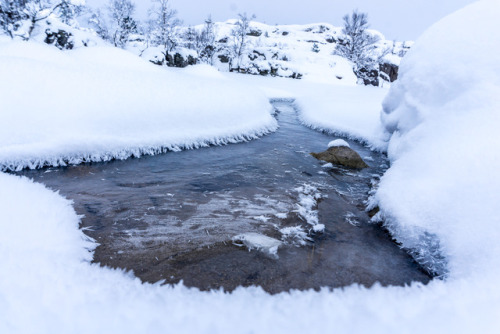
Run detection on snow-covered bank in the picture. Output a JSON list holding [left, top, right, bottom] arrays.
[[223, 73, 389, 148], [375, 0, 500, 280], [1, 172, 498, 333], [0, 38, 276, 171]]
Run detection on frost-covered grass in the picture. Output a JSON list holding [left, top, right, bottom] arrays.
[[2, 1, 500, 332], [0, 38, 276, 171]]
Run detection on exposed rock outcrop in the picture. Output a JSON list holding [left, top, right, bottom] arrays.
[[166, 52, 197, 68], [44, 29, 73, 50], [379, 62, 399, 82]]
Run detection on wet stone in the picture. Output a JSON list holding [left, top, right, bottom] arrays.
[[311, 146, 369, 169]]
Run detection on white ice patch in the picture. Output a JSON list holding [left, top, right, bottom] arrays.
[[328, 139, 350, 148], [252, 215, 270, 223], [321, 163, 334, 168], [294, 184, 325, 233], [279, 226, 311, 246], [232, 233, 282, 256], [344, 212, 361, 227]]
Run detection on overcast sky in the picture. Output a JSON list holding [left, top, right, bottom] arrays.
[[85, 0, 478, 40]]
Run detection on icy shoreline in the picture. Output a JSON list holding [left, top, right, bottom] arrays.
[[0, 126, 277, 172]]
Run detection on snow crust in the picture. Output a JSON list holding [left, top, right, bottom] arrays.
[[0, 37, 276, 171]]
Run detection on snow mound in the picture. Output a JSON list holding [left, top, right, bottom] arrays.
[[377, 0, 500, 278], [327, 139, 350, 148], [0, 38, 276, 171]]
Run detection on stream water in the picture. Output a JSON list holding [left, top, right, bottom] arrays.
[[16, 102, 430, 293]]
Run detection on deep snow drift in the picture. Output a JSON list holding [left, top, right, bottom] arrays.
[[2, 0, 500, 332], [0, 37, 276, 171], [375, 0, 500, 279]]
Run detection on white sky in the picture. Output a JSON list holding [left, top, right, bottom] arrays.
[[85, 0, 478, 40]]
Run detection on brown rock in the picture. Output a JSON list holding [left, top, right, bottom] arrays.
[[311, 146, 369, 169]]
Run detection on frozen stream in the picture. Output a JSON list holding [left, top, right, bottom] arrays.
[[16, 102, 430, 293]]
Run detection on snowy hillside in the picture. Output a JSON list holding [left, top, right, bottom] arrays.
[[131, 20, 411, 86], [1, 2, 410, 86]]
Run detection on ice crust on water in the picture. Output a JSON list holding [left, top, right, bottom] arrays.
[[279, 226, 312, 246], [294, 184, 325, 233], [232, 233, 282, 256]]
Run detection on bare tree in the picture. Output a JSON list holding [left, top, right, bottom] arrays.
[[55, 0, 82, 25], [230, 12, 255, 71], [182, 25, 196, 50], [334, 10, 386, 84], [197, 15, 217, 65], [88, 7, 109, 41], [0, 0, 83, 39], [0, 0, 27, 38], [147, 0, 181, 53], [108, 0, 137, 48]]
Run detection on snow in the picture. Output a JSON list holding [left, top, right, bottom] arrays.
[[279, 226, 311, 246], [129, 20, 404, 85], [0, 37, 276, 171], [223, 73, 389, 148], [232, 232, 282, 256], [328, 139, 350, 148], [294, 184, 325, 233], [2, 1, 500, 332], [1, 168, 499, 333], [375, 0, 500, 279]]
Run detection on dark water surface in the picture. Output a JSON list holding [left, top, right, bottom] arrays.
[[16, 102, 430, 293]]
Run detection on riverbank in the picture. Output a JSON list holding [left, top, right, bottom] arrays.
[[15, 102, 429, 293]]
